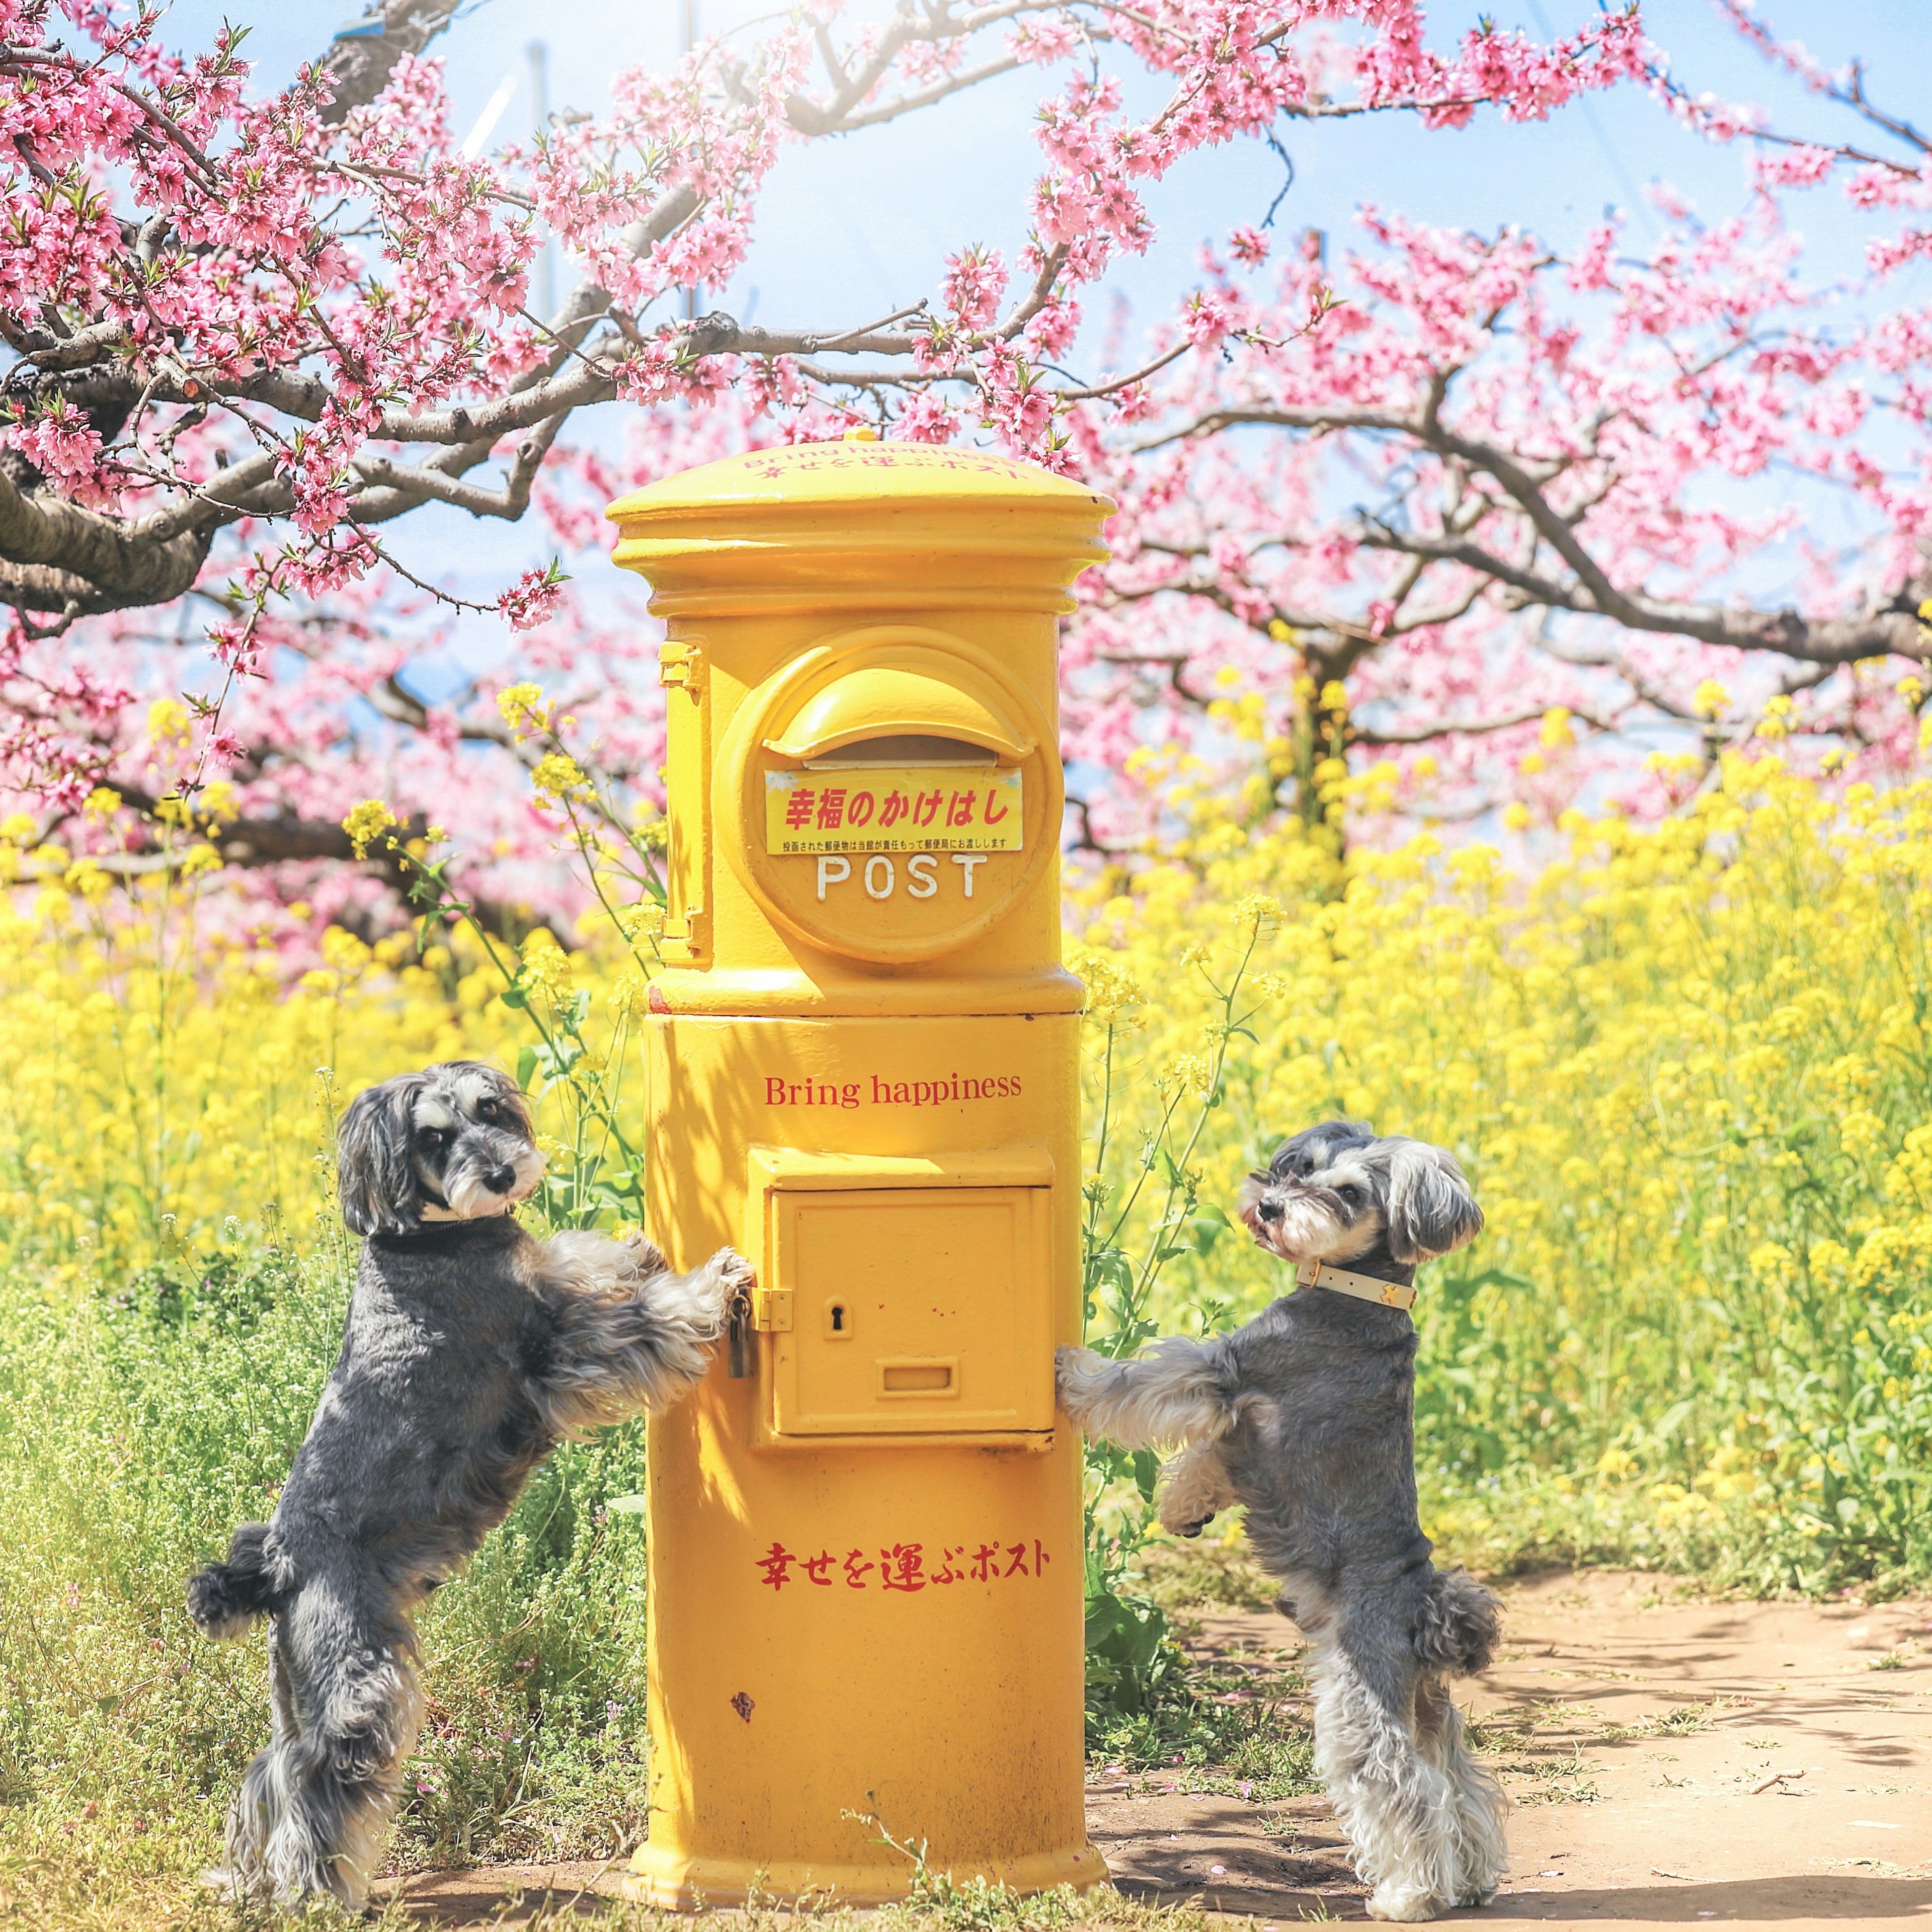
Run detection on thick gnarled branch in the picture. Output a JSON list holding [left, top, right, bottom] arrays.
[[1158, 398, 1932, 669]]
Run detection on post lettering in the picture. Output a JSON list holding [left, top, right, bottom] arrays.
[[952, 854, 987, 898], [864, 855, 895, 900], [817, 855, 851, 900], [907, 853, 938, 898]]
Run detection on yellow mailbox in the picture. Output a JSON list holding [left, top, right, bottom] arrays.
[[604, 438, 1111, 1907]]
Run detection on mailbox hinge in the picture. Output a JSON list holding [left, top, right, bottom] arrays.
[[658, 641, 705, 692], [752, 1287, 793, 1332], [658, 906, 709, 959]]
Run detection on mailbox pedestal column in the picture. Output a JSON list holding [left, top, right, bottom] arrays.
[[604, 442, 1112, 1907]]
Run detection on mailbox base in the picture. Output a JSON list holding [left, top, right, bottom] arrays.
[[623, 1839, 1110, 1910]]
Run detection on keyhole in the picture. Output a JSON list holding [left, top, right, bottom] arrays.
[[830, 1304, 845, 1332]]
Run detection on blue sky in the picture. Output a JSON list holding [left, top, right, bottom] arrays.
[[147, 1, 1932, 697], [169, 0, 1932, 331]]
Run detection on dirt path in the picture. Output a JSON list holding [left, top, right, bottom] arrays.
[[384, 1571, 1932, 1929]]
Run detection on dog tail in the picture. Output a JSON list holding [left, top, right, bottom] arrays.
[[1414, 1564, 1501, 1678], [187, 1522, 293, 1640]]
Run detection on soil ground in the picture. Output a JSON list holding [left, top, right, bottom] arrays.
[[379, 1570, 1932, 1930]]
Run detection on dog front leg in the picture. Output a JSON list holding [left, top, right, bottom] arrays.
[[1054, 1335, 1239, 1451], [531, 1237, 752, 1438], [1157, 1441, 1236, 1539]]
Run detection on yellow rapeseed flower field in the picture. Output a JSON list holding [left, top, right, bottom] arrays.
[[5, 751, 1932, 1586], [1070, 752, 1932, 1588]]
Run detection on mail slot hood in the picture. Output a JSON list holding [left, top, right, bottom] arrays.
[[763, 658, 1035, 764], [717, 623, 1062, 968]]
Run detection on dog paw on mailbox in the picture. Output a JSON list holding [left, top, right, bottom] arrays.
[[620, 1232, 670, 1276], [713, 1247, 757, 1293], [710, 1248, 758, 1325]]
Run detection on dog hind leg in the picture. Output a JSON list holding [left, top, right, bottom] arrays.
[[1306, 1632, 1462, 1922], [231, 1576, 424, 1908], [1414, 1674, 1508, 1907], [223, 1621, 300, 1897]]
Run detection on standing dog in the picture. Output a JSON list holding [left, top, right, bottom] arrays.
[[186, 1060, 750, 1908], [1056, 1119, 1503, 1922]]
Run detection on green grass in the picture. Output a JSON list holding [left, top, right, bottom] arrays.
[[1085, 1632, 1320, 1804], [0, 1245, 1328, 1920], [0, 1861, 1225, 1932], [0, 1245, 660, 1891], [0, 1224, 1883, 1925]]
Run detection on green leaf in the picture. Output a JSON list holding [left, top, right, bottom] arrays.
[[1182, 1208, 1231, 1255]]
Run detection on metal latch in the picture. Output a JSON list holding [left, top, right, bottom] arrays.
[[728, 1286, 788, 1377], [727, 1289, 753, 1379]]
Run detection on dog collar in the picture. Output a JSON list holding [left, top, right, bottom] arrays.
[[1296, 1259, 1416, 1310], [416, 1203, 514, 1223]]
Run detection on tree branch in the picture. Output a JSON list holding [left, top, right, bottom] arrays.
[[1184, 403, 1932, 667], [317, 0, 466, 126], [0, 464, 216, 615]]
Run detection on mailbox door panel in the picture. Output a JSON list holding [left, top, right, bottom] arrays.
[[763, 1184, 1051, 1438]]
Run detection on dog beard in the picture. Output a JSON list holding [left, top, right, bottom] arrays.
[[442, 1144, 548, 1218], [1237, 1173, 1385, 1263]]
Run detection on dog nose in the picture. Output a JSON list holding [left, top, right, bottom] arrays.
[[485, 1164, 516, 1194], [1257, 1198, 1283, 1223]]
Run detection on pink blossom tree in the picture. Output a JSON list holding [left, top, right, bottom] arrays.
[[1065, 14, 1932, 848], [7, 0, 1921, 920]]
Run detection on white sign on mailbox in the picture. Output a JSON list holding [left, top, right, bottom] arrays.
[[764, 767, 1023, 855]]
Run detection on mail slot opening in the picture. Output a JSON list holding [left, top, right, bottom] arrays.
[[881, 1361, 955, 1395], [803, 733, 997, 771]]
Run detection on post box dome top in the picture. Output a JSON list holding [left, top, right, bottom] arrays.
[[605, 439, 1112, 619], [606, 438, 1110, 517]]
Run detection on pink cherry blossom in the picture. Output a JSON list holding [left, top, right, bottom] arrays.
[[2, 0, 1927, 935]]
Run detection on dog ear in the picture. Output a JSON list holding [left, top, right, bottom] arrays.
[[337, 1074, 423, 1237], [1383, 1139, 1483, 1263]]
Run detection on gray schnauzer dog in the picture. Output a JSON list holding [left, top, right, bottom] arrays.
[[1056, 1119, 1504, 1922], [186, 1060, 749, 1909]]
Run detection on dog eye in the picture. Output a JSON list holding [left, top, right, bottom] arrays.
[[417, 1128, 448, 1151], [1337, 1184, 1362, 1205], [475, 1099, 499, 1122]]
